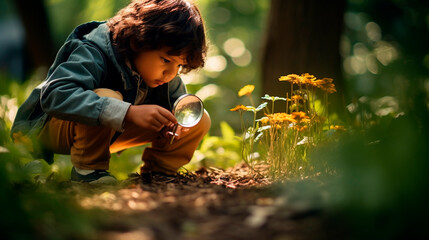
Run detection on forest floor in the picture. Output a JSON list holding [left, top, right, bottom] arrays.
[[69, 164, 345, 240]]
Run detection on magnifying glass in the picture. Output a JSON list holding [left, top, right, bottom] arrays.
[[170, 94, 204, 144]]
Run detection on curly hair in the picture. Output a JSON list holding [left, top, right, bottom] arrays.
[[107, 0, 207, 73]]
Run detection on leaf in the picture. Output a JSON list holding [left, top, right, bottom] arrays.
[[245, 106, 256, 112], [296, 136, 309, 146], [261, 94, 287, 102], [255, 132, 264, 142], [258, 125, 271, 132], [256, 102, 268, 111], [261, 94, 274, 101], [199, 136, 220, 152], [314, 99, 325, 115], [244, 131, 252, 140], [256, 116, 267, 122], [24, 160, 43, 174], [220, 121, 235, 141]]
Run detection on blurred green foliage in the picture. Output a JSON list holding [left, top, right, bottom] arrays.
[[183, 121, 242, 172], [313, 0, 429, 237], [311, 97, 429, 239], [0, 116, 99, 239], [342, 0, 429, 101], [45, 0, 129, 45]]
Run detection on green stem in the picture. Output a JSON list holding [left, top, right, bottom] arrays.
[[248, 95, 255, 107]]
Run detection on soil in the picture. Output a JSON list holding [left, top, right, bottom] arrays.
[[72, 164, 344, 240]]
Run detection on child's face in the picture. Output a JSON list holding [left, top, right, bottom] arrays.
[[133, 47, 186, 88]]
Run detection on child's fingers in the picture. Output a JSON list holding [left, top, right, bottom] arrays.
[[125, 104, 177, 131], [153, 118, 165, 131], [158, 107, 177, 124], [154, 115, 172, 130]]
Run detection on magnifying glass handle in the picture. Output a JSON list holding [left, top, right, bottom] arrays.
[[170, 124, 178, 144]]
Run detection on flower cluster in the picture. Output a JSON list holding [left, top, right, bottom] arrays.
[[230, 73, 343, 179], [262, 111, 310, 125], [279, 73, 336, 93], [263, 113, 295, 124]]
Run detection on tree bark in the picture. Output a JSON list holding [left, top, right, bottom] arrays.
[[14, 0, 55, 71], [261, 0, 346, 113]]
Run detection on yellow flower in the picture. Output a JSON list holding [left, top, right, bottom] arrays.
[[300, 73, 316, 85], [314, 78, 336, 93], [279, 74, 301, 84], [312, 79, 325, 87], [324, 84, 337, 93], [295, 125, 308, 132], [238, 85, 255, 97], [291, 95, 303, 101], [291, 111, 307, 119], [302, 118, 311, 123], [291, 111, 310, 122], [230, 105, 249, 112], [266, 113, 296, 124], [259, 117, 269, 125], [330, 125, 346, 131]]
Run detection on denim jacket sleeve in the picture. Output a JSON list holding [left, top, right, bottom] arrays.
[[40, 43, 130, 132]]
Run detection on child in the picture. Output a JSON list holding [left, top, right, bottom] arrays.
[[10, 0, 210, 184]]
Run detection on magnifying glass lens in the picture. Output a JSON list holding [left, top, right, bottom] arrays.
[[170, 94, 204, 144]]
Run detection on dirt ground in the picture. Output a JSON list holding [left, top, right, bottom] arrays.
[[73, 164, 344, 240]]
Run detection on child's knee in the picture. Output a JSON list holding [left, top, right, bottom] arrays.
[[94, 88, 123, 100], [200, 110, 211, 133]]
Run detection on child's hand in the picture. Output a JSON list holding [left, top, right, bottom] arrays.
[[124, 105, 177, 132]]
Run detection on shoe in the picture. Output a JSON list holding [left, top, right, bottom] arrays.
[[71, 167, 117, 184]]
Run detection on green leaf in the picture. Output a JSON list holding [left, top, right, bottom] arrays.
[[261, 94, 287, 102], [255, 132, 264, 142], [258, 125, 271, 132], [23, 160, 43, 175], [256, 116, 267, 122], [256, 102, 268, 111], [245, 106, 256, 112], [220, 121, 235, 140]]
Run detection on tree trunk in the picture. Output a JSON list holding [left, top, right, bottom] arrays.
[[14, 0, 55, 71], [261, 0, 346, 113]]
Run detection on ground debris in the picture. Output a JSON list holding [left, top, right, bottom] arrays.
[[73, 163, 340, 240]]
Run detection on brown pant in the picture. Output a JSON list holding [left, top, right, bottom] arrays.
[[38, 88, 211, 175]]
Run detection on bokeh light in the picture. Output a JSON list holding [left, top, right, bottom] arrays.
[[223, 38, 246, 58], [204, 55, 227, 72]]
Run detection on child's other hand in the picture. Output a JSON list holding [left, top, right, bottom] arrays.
[[125, 105, 177, 132]]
